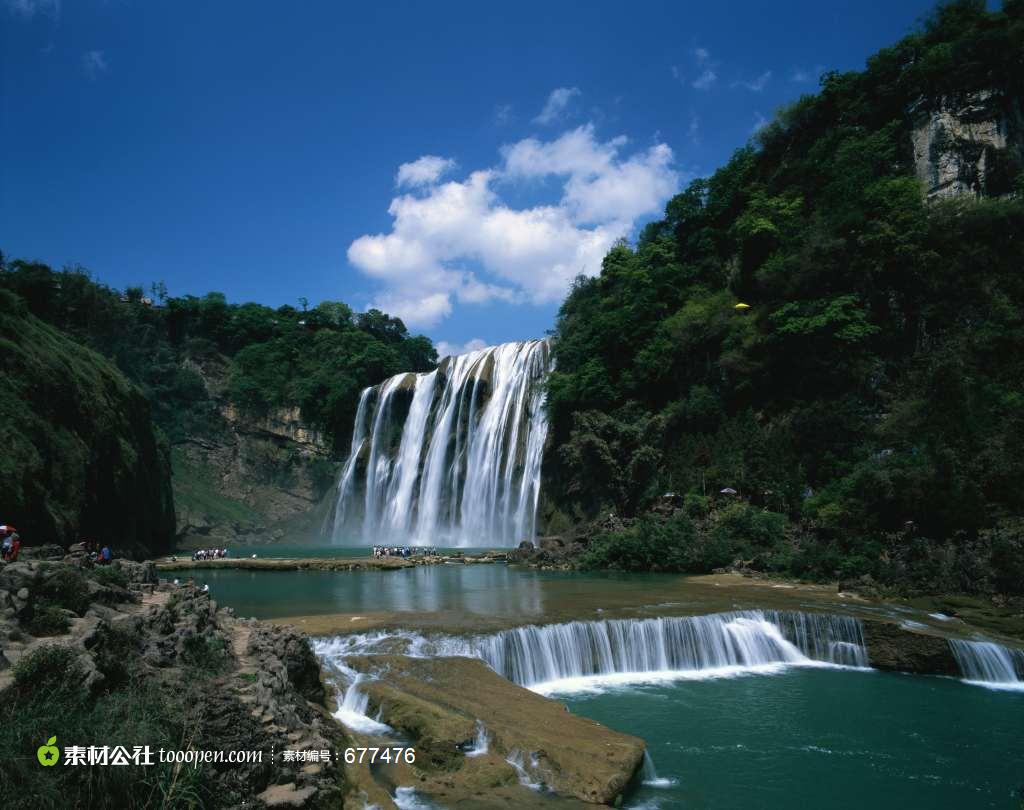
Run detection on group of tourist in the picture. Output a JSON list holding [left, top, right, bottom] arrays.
[[371, 545, 437, 558], [1, 525, 21, 562], [192, 548, 229, 561], [80, 538, 112, 565]]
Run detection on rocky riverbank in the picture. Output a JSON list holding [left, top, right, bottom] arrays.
[[0, 552, 347, 807]]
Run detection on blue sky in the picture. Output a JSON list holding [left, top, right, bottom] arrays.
[[2, 0, 940, 354]]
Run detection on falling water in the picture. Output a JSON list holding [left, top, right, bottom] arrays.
[[949, 639, 1024, 690], [468, 610, 868, 692], [640, 751, 677, 789], [314, 610, 869, 695], [464, 720, 490, 758], [328, 340, 551, 547], [330, 667, 393, 734]]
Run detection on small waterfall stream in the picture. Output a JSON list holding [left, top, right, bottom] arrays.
[[327, 339, 551, 547], [949, 639, 1024, 690]]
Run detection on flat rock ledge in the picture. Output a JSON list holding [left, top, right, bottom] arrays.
[[343, 653, 646, 806]]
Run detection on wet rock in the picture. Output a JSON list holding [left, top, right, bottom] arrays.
[[346, 654, 644, 805], [862, 620, 959, 676]]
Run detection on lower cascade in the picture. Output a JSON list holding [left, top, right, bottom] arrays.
[[949, 639, 1024, 689], [327, 339, 551, 548], [466, 610, 868, 690], [315, 610, 869, 694]]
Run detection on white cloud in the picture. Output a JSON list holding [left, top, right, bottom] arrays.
[[347, 125, 681, 328], [396, 155, 456, 188], [435, 338, 489, 358], [5, 0, 59, 18], [689, 47, 718, 91], [83, 50, 108, 79], [733, 70, 772, 92], [494, 103, 513, 126], [751, 112, 769, 134], [687, 112, 700, 144], [790, 68, 811, 84], [692, 69, 717, 91], [534, 86, 581, 125]]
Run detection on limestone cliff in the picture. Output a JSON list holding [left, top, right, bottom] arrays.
[[172, 356, 338, 544], [910, 89, 1023, 199]]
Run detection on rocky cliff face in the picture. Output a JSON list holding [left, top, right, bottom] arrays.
[[173, 356, 338, 545], [0, 293, 175, 558], [910, 89, 1023, 200]]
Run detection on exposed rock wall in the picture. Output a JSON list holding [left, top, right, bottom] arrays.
[[174, 357, 338, 544], [910, 89, 1023, 200]]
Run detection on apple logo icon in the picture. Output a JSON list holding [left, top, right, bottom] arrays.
[[37, 736, 59, 767]]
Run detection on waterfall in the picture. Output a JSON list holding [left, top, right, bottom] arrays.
[[949, 639, 1024, 690], [314, 610, 869, 695], [640, 751, 677, 789], [328, 339, 551, 547], [330, 667, 393, 734], [464, 720, 489, 757], [468, 611, 868, 692]]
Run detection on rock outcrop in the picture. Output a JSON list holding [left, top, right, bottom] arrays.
[[910, 89, 1023, 200], [173, 356, 338, 545], [0, 555, 348, 807], [342, 653, 646, 806], [862, 620, 960, 676]]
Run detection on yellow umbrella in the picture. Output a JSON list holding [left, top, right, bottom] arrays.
[[734, 302, 751, 310]]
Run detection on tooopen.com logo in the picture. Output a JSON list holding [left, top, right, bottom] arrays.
[[37, 736, 59, 767]]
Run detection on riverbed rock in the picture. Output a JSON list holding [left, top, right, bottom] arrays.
[[862, 620, 959, 676], [345, 653, 645, 806]]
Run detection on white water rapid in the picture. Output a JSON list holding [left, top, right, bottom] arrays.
[[314, 610, 869, 696], [949, 639, 1024, 691], [327, 340, 551, 548]]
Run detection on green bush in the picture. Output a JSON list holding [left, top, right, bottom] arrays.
[[25, 604, 71, 637], [12, 644, 82, 690], [35, 566, 91, 615], [92, 565, 129, 590]]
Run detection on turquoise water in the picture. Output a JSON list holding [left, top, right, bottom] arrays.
[[184, 564, 698, 621], [562, 667, 1024, 810]]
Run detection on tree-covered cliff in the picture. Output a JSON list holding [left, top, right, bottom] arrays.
[[0, 289, 175, 556], [544, 0, 1024, 594], [0, 255, 437, 546]]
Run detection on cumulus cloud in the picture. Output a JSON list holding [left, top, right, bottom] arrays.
[[733, 70, 772, 92], [83, 50, 108, 79], [5, 0, 59, 18], [534, 87, 581, 125], [435, 338, 489, 358], [347, 124, 680, 328], [396, 155, 456, 188]]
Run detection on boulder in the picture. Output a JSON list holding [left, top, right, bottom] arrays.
[[862, 620, 959, 676]]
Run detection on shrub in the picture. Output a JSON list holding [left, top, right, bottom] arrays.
[[92, 564, 129, 590], [35, 565, 91, 615], [12, 644, 82, 690], [25, 603, 71, 637]]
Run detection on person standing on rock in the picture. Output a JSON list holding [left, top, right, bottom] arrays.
[[8, 532, 21, 561]]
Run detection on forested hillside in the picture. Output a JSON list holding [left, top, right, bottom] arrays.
[[0, 289, 175, 555], [543, 0, 1024, 595], [0, 255, 436, 544]]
